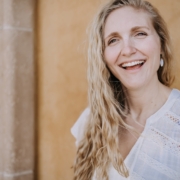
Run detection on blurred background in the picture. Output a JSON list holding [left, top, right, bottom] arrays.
[[0, 0, 179, 180]]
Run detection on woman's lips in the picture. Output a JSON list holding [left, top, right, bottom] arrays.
[[120, 60, 146, 70]]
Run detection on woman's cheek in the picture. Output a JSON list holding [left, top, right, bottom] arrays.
[[104, 46, 120, 64]]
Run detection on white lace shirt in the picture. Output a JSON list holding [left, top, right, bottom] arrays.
[[71, 89, 180, 180]]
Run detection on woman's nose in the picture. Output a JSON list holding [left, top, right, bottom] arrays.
[[121, 39, 136, 57]]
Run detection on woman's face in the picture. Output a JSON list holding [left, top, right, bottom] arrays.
[[104, 7, 161, 90]]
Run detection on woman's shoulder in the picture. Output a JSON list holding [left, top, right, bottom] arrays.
[[171, 88, 180, 98], [170, 88, 180, 116], [71, 108, 90, 146]]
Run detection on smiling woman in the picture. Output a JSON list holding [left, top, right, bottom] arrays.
[[71, 0, 180, 180], [104, 6, 162, 90]]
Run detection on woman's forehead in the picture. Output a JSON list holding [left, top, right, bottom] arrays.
[[104, 6, 153, 37]]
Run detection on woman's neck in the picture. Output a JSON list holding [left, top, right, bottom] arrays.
[[126, 81, 171, 123]]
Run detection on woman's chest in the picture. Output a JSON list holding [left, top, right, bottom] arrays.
[[116, 127, 180, 180], [118, 123, 144, 160]]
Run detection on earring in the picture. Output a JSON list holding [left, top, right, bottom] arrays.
[[160, 58, 164, 67]]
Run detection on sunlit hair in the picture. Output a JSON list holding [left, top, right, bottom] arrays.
[[73, 0, 174, 179]]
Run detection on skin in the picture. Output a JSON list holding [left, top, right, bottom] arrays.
[[103, 7, 171, 159]]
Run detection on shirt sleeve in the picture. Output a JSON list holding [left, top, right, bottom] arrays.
[[71, 107, 90, 146]]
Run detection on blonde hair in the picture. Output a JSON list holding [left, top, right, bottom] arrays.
[[73, 0, 174, 179]]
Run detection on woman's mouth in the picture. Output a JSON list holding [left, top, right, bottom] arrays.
[[120, 60, 145, 70]]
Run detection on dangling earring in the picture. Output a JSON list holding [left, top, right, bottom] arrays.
[[160, 57, 164, 67]]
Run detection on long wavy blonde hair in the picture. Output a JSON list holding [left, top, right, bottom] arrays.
[[73, 0, 174, 179]]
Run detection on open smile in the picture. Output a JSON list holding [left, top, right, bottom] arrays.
[[120, 60, 146, 70]]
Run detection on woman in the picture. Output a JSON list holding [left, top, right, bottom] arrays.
[[71, 0, 180, 179]]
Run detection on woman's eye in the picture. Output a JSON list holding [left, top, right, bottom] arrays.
[[108, 38, 118, 45], [136, 32, 147, 37]]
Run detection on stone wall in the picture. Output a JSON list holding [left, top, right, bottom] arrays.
[[0, 0, 35, 180]]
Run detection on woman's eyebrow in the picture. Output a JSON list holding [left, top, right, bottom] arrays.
[[104, 26, 150, 40]]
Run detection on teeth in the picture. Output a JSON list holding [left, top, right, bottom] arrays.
[[122, 60, 145, 68]]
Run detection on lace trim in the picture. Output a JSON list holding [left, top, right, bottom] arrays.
[[166, 113, 180, 126], [139, 152, 180, 179], [147, 128, 180, 158]]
